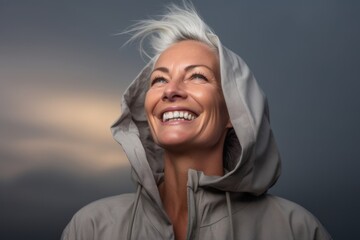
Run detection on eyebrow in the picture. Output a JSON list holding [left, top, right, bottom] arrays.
[[151, 64, 214, 74]]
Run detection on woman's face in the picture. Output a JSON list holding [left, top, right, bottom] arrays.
[[145, 40, 231, 151]]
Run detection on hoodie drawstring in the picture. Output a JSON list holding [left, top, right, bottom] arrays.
[[127, 184, 142, 240], [226, 191, 234, 240]]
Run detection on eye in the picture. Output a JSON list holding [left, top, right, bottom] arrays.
[[150, 76, 167, 86], [190, 73, 208, 82]]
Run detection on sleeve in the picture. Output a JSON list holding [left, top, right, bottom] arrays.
[[60, 213, 95, 240], [289, 205, 332, 240], [59, 195, 135, 240]]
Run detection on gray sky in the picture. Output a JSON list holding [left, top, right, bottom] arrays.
[[1, 0, 359, 239]]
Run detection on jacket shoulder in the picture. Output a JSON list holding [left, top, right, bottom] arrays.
[[61, 193, 135, 240], [264, 195, 332, 239]]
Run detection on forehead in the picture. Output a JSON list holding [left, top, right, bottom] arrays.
[[154, 40, 219, 69]]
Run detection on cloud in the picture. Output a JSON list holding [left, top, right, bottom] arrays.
[[0, 80, 129, 179], [0, 73, 135, 239]]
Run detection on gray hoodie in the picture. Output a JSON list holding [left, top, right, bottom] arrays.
[[61, 36, 332, 240]]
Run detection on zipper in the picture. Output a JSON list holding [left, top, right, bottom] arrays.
[[186, 186, 197, 240]]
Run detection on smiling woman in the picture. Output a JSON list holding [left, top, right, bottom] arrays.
[[145, 40, 231, 154], [61, 2, 332, 240]]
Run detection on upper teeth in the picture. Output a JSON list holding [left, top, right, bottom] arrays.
[[162, 111, 196, 122]]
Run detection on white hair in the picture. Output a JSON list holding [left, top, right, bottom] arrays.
[[123, 1, 218, 59], [123, 2, 240, 170]]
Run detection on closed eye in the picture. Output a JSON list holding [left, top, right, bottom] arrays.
[[151, 77, 167, 86], [190, 73, 208, 81]]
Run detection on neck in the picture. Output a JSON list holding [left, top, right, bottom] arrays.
[[158, 145, 225, 240]]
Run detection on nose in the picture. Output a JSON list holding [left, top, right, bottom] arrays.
[[162, 80, 187, 102]]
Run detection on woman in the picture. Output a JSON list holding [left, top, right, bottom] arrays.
[[61, 3, 331, 240]]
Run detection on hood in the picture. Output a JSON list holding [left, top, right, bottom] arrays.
[[111, 36, 281, 202]]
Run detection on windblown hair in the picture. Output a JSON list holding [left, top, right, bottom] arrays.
[[123, 1, 218, 59], [125, 1, 241, 171]]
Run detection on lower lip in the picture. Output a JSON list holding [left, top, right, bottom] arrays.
[[161, 119, 195, 125]]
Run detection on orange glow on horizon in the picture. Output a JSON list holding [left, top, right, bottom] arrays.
[[0, 84, 131, 179]]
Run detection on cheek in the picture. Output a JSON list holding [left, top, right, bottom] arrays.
[[208, 92, 229, 124], [190, 86, 215, 104], [196, 88, 226, 111]]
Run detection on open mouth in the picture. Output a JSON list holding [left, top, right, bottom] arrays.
[[162, 111, 198, 122]]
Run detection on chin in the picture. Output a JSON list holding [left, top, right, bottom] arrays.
[[157, 137, 190, 148], [155, 135, 193, 149]]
